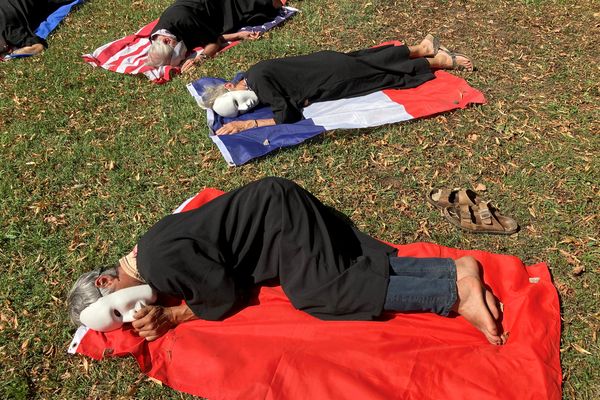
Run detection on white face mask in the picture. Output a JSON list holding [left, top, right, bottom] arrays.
[[170, 40, 188, 67], [212, 90, 259, 117], [79, 285, 157, 332], [150, 29, 188, 67]]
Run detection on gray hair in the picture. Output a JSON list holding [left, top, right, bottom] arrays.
[[67, 266, 118, 326], [200, 83, 229, 109], [145, 40, 174, 67]]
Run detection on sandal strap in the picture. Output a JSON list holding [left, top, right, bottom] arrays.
[[429, 187, 461, 208], [459, 202, 473, 226], [477, 202, 493, 225], [457, 189, 477, 206], [457, 201, 501, 230]]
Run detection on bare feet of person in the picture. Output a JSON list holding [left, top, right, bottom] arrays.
[[409, 34, 439, 58], [428, 47, 474, 72], [454, 256, 505, 345], [12, 43, 44, 56], [421, 34, 440, 57]]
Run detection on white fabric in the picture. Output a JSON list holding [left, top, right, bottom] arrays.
[[150, 29, 177, 41], [170, 41, 188, 67], [67, 326, 89, 354], [303, 91, 413, 129]]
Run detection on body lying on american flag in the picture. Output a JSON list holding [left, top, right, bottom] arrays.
[[82, 3, 297, 83]]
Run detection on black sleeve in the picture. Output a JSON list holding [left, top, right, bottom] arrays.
[[247, 62, 304, 124], [137, 226, 239, 320], [257, 81, 304, 124]]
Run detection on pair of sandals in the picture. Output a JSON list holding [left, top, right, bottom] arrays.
[[425, 34, 474, 72], [427, 188, 519, 235]]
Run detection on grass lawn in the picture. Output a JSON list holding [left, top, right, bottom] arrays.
[[0, 0, 598, 398]]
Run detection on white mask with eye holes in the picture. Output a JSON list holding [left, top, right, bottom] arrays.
[[212, 90, 259, 117], [79, 285, 157, 332], [170, 40, 188, 67]]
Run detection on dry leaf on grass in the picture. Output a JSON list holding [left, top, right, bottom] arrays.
[[474, 183, 487, 192], [571, 343, 591, 355], [571, 265, 585, 276], [147, 377, 163, 386], [559, 249, 582, 267]]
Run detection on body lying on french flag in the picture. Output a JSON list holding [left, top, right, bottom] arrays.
[[187, 47, 486, 166]]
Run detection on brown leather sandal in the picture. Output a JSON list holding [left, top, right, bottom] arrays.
[[427, 188, 481, 210], [443, 191, 519, 235]]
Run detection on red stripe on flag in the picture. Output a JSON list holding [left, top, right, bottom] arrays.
[[383, 71, 486, 118], [180, 188, 225, 212]]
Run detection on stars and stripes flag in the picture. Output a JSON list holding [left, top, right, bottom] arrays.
[[82, 6, 298, 84]]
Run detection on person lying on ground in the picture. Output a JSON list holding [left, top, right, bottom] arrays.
[[68, 177, 506, 345], [0, 0, 74, 57], [200, 35, 473, 134], [146, 0, 284, 72]]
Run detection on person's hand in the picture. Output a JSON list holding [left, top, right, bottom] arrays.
[[216, 120, 257, 135], [237, 31, 262, 41], [131, 305, 176, 341], [181, 54, 207, 73]]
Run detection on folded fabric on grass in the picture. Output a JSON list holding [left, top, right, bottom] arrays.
[[82, 6, 297, 84], [188, 68, 486, 166], [69, 188, 562, 400], [2, 0, 84, 61]]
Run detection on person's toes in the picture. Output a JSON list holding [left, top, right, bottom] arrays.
[[457, 276, 503, 345], [485, 289, 500, 320], [455, 55, 473, 72], [484, 321, 499, 343], [475, 305, 500, 344]]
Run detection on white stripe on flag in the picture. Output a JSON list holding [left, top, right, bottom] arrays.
[[113, 40, 150, 72], [302, 91, 413, 130], [210, 135, 236, 167], [173, 196, 196, 214], [67, 326, 89, 354], [186, 83, 204, 108]]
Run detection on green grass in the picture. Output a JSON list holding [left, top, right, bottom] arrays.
[[1, 0, 599, 398]]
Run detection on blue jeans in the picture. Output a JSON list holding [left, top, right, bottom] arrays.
[[384, 257, 457, 316]]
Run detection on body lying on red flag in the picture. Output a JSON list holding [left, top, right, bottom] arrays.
[[69, 184, 561, 400]]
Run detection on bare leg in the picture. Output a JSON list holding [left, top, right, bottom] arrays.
[[426, 49, 473, 71], [12, 43, 44, 56], [453, 256, 505, 345]]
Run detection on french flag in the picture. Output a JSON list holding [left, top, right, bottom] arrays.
[[187, 54, 487, 166]]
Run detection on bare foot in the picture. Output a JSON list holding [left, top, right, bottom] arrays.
[[428, 48, 473, 72], [456, 276, 504, 345], [454, 256, 505, 345], [419, 34, 439, 57], [12, 43, 44, 56]]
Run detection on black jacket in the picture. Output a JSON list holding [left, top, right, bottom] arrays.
[[137, 178, 396, 321]]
